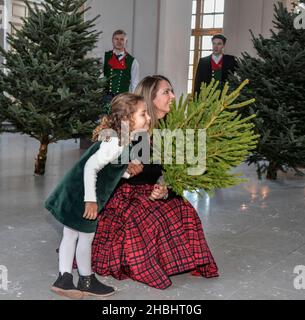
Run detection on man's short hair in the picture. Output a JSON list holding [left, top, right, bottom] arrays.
[[112, 29, 127, 38], [212, 34, 227, 45]]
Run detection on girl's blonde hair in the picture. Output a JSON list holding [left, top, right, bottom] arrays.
[[134, 75, 172, 130], [92, 93, 144, 144]]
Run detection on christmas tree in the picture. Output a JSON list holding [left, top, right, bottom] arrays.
[[154, 79, 259, 197], [0, 0, 107, 175], [229, 2, 305, 179]]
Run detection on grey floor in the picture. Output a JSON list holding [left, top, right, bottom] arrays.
[[0, 132, 305, 300]]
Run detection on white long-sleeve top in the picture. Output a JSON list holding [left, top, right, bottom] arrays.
[[130, 59, 139, 92], [83, 137, 127, 202]]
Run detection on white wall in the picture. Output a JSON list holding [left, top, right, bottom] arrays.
[[223, 0, 287, 57], [85, 0, 135, 60], [85, 0, 192, 98], [0, 0, 7, 58], [132, 0, 160, 80], [157, 0, 192, 97]]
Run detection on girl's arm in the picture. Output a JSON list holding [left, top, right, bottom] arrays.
[[83, 137, 123, 219]]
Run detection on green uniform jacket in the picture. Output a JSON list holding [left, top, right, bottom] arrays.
[[45, 141, 128, 233], [104, 51, 134, 94]]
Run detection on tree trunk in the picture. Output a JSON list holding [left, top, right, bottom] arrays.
[[34, 137, 49, 176], [266, 161, 278, 180]]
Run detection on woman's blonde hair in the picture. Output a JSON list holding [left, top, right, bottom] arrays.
[[134, 75, 172, 130], [92, 93, 144, 144]]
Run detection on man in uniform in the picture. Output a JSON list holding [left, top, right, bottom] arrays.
[[194, 34, 237, 96], [103, 29, 139, 101]]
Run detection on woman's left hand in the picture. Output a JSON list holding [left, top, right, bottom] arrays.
[[150, 184, 168, 200]]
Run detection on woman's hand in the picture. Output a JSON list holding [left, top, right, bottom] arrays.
[[83, 202, 98, 220], [150, 184, 168, 200], [127, 160, 144, 177]]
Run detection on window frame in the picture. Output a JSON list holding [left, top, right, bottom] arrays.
[[188, 0, 225, 94]]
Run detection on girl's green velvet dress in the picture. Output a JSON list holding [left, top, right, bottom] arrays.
[[45, 141, 128, 233]]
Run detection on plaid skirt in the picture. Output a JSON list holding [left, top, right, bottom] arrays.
[[91, 183, 219, 289]]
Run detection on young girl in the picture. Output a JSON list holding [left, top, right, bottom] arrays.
[[45, 93, 150, 299]]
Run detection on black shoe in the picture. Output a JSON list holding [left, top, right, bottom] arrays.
[[77, 273, 116, 297], [51, 272, 83, 299]]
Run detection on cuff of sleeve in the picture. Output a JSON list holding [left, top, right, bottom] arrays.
[[122, 171, 131, 179], [167, 189, 177, 200], [84, 197, 97, 202]]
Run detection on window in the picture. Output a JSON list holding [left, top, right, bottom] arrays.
[[9, 1, 84, 39], [11, 0, 43, 35], [188, 0, 225, 93]]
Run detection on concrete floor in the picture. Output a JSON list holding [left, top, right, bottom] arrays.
[[0, 132, 305, 300]]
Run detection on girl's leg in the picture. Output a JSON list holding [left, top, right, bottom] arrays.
[[76, 231, 116, 297], [75, 231, 95, 276], [51, 226, 83, 299], [59, 226, 79, 274]]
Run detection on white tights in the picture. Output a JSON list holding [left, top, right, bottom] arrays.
[[58, 226, 95, 276]]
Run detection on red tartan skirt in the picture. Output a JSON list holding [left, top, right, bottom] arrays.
[[91, 183, 219, 289]]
